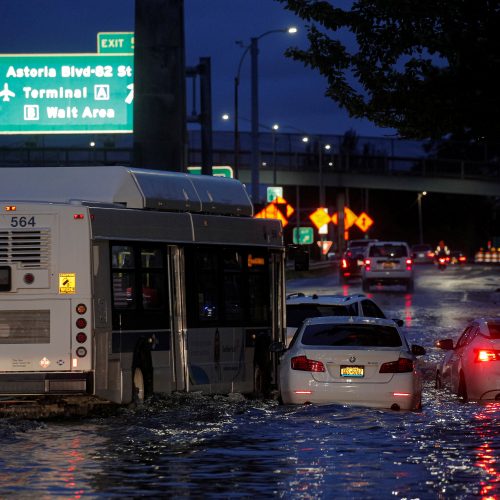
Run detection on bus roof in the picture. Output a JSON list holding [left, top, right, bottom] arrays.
[[0, 166, 253, 216]]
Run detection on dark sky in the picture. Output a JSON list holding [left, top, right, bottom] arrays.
[[0, 0, 394, 138]]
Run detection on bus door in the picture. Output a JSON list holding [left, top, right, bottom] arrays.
[[167, 245, 188, 392], [270, 250, 286, 382]]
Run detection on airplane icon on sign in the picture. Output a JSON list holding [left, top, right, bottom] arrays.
[[0, 83, 15, 102]]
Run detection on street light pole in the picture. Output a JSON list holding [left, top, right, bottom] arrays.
[[250, 36, 259, 202], [417, 191, 427, 244], [247, 27, 297, 203], [272, 123, 279, 185]]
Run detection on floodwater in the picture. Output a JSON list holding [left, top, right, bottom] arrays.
[[1, 265, 499, 499]]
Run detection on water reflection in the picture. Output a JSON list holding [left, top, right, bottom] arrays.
[[474, 403, 500, 499]]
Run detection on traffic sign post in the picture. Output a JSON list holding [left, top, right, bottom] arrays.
[[0, 53, 134, 134]]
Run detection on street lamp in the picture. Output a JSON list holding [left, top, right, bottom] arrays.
[[417, 191, 427, 244], [233, 27, 297, 201]]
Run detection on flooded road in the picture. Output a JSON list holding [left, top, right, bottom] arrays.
[[1, 264, 499, 499]]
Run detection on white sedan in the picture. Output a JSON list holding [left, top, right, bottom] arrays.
[[435, 317, 500, 401], [274, 316, 425, 410]]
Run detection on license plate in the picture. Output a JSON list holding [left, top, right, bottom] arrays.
[[382, 262, 395, 269], [340, 365, 364, 377]]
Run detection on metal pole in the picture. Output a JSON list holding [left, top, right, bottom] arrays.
[[233, 76, 239, 179], [272, 132, 277, 185], [250, 37, 259, 203], [418, 194, 424, 244], [319, 142, 325, 206]]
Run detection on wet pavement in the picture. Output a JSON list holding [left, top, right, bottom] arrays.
[[0, 264, 499, 498]]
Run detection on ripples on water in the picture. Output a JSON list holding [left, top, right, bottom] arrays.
[[0, 390, 499, 499]]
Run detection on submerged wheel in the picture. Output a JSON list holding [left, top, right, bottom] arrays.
[[458, 372, 468, 402], [132, 366, 145, 404], [362, 279, 370, 292]]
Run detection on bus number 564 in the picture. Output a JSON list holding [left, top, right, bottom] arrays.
[[10, 216, 36, 228]]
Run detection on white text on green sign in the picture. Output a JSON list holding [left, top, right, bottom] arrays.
[[97, 32, 135, 54], [293, 227, 314, 245], [0, 54, 134, 134]]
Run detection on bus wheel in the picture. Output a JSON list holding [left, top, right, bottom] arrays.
[[132, 366, 145, 404]]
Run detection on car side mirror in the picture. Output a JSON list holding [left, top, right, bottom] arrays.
[[269, 341, 285, 353], [393, 318, 404, 327], [435, 338, 454, 350], [411, 344, 426, 356]]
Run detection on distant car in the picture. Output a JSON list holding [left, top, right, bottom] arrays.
[[362, 241, 414, 293], [449, 250, 467, 265], [274, 316, 425, 410], [435, 318, 500, 401], [411, 244, 435, 264], [339, 239, 378, 283], [285, 292, 394, 345]]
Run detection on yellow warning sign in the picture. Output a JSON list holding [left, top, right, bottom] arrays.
[[59, 273, 76, 294]]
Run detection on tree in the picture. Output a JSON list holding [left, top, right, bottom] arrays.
[[277, 0, 500, 142]]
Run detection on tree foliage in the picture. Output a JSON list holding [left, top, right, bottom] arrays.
[[277, 0, 500, 141]]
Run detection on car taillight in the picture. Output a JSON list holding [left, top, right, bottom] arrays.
[[341, 258, 348, 269], [379, 358, 414, 373], [475, 349, 500, 362], [364, 258, 371, 271], [406, 258, 413, 271], [291, 355, 325, 372]]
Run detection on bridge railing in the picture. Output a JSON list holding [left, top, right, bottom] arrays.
[[2, 143, 500, 182]]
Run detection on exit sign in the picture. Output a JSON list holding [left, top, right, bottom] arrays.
[[97, 32, 135, 54], [0, 53, 133, 134]]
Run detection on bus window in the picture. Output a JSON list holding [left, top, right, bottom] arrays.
[[112, 245, 135, 309], [248, 252, 269, 324], [223, 250, 243, 322], [140, 248, 165, 310]]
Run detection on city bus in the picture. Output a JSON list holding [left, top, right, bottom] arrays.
[[0, 166, 285, 407]]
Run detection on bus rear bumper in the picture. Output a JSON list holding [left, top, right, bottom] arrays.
[[0, 372, 93, 396]]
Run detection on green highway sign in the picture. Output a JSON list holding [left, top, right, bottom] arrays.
[[293, 227, 314, 245], [0, 53, 134, 134], [97, 32, 135, 54], [187, 166, 234, 178], [267, 186, 283, 202]]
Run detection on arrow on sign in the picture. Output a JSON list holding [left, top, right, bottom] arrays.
[[354, 212, 374, 232]]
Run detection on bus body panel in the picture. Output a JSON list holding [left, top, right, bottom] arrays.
[[0, 167, 285, 408]]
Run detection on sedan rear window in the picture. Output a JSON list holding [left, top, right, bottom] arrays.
[[301, 324, 402, 347], [487, 323, 500, 339], [286, 304, 352, 327], [369, 245, 408, 258]]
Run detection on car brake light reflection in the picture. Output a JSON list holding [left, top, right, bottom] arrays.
[[294, 390, 313, 395], [393, 392, 411, 397]]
